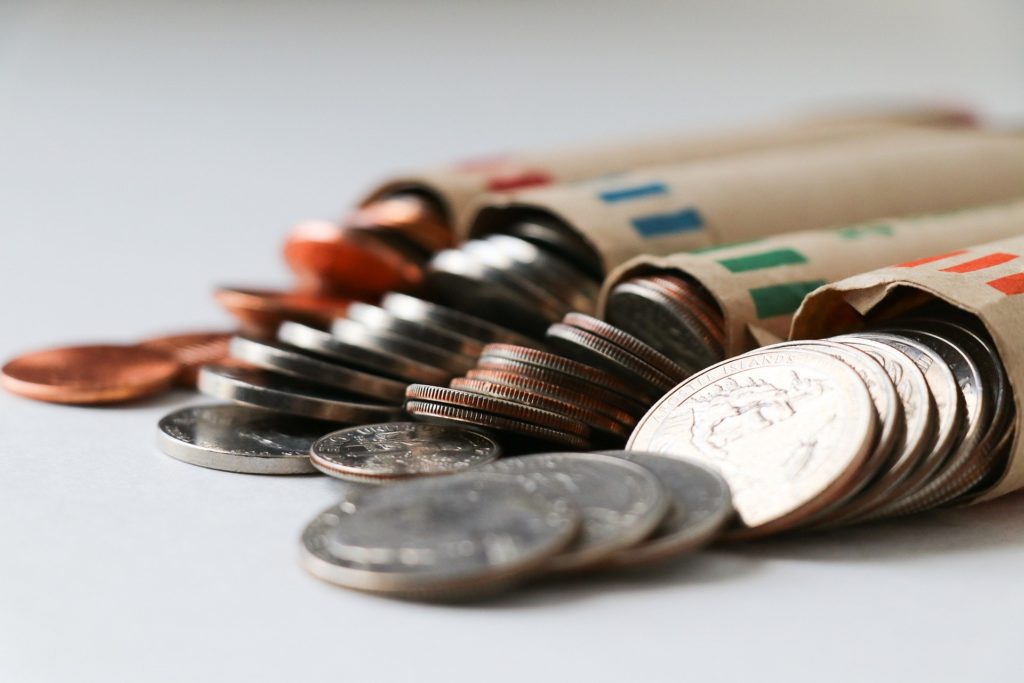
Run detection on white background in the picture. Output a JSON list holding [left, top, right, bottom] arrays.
[[2, 1, 1024, 681]]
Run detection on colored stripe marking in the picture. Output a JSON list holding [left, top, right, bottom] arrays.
[[689, 238, 766, 254], [940, 252, 1018, 273], [717, 248, 808, 273], [598, 182, 668, 203], [487, 170, 552, 192], [749, 280, 827, 319], [897, 250, 968, 268], [836, 223, 894, 240], [987, 273, 1024, 296], [631, 208, 704, 238]]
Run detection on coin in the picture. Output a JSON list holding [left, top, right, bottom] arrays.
[[309, 422, 500, 482], [504, 219, 603, 280], [404, 400, 589, 449], [156, 404, 329, 474], [228, 335, 407, 403], [598, 450, 734, 567], [331, 319, 473, 376], [300, 471, 579, 599], [214, 286, 354, 338], [346, 193, 453, 253], [198, 364, 402, 423], [137, 331, 233, 387], [629, 347, 877, 536], [381, 293, 535, 347], [278, 321, 449, 385], [461, 239, 574, 321], [482, 234, 600, 313], [477, 452, 670, 572], [345, 302, 485, 358], [2, 344, 180, 405], [561, 313, 689, 382]]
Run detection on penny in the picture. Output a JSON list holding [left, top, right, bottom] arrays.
[[629, 347, 877, 536], [404, 400, 589, 449], [300, 471, 579, 599], [309, 422, 500, 482], [198, 364, 402, 423], [331, 319, 474, 376], [381, 293, 535, 347], [137, 331, 233, 387], [478, 452, 670, 572], [562, 313, 689, 382], [2, 344, 180, 405], [213, 286, 354, 338], [346, 193, 453, 253], [228, 335, 407, 403], [156, 404, 328, 474], [598, 450, 734, 567], [345, 302, 485, 358]]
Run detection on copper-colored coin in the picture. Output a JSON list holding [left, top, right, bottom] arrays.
[[404, 384, 589, 439], [479, 344, 642, 401], [137, 331, 233, 387], [2, 344, 181, 405], [214, 286, 354, 338], [404, 400, 589, 449], [348, 194, 453, 253], [562, 313, 689, 382]]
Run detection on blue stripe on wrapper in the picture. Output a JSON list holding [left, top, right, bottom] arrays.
[[630, 207, 704, 238], [598, 182, 668, 203]]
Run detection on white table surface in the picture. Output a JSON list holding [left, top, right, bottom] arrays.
[[3, 2, 1024, 681]]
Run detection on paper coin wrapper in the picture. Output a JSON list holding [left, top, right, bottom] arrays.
[[790, 233, 1024, 501], [362, 105, 973, 234], [600, 200, 1024, 357]]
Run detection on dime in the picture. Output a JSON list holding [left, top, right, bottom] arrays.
[[213, 286, 353, 338], [228, 335, 406, 403], [478, 452, 670, 572], [598, 450, 734, 567], [309, 422, 500, 482], [137, 331, 233, 387], [561, 313, 689, 382], [278, 321, 449, 385], [404, 400, 589, 449], [345, 302, 485, 358], [331, 319, 474, 376], [300, 471, 580, 599], [629, 347, 877, 536], [2, 344, 180, 405], [156, 404, 328, 474], [198, 364, 402, 423], [381, 293, 535, 347]]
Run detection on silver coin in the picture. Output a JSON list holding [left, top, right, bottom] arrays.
[[597, 450, 734, 567], [229, 335, 406, 403], [481, 233, 599, 314], [156, 404, 326, 474], [197, 364, 402, 423], [300, 471, 580, 598], [381, 292, 536, 347], [278, 321, 449, 385], [477, 452, 670, 572], [461, 239, 574, 320], [345, 302, 485, 358], [331, 318, 473, 376], [309, 422, 501, 482], [503, 219, 604, 280]]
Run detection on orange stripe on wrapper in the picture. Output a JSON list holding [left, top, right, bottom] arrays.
[[940, 252, 1019, 273], [987, 272, 1024, 296], [897, 250, 968, 268]]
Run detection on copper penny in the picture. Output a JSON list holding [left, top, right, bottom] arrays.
[[213, 286, 353, 338], [2, 344, 181, 405], [137, 331, 234, 387], [347, 194, 453, 253]]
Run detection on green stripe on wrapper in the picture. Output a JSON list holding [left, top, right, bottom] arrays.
[[749, 280, 828, 319], [717, 248, 808, 273], [835, 223, 894, 239]]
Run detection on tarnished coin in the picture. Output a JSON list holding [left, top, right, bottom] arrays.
[[381, 293, 535, 347], [404, 400, 589, 449], [300, 471, 580, 599], [629, 347, 877, 536], [345, 302, 485, 358], [229, 335, 407, 403], [156, 404, 328, 474], [332, 319, 474, 376], [598, 450, 734, 567], [478, 452, 670, 572], [198, 364, 402, 423], [2, 344, 180, 405], [278, 321, 449, 385], [309, 422, 500, 482], [137, 331, 233, 387], [562, 313, 689, 382]]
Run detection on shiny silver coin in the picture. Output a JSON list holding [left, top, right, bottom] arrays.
[[309, 422, 501, 483], [562, 312, 690, 382], [381, 292, 535, 347], [503, 219, 604, 280], [345, 302, 485, 358], [156, 404, 327, 474], [480, 234, 599, 314], [477, 452, 670, 572], [229, 335, 406, 403], [278, 321, 449, 385], [331, 318, 473, 376], [300, 471, 580, 599], [197, 364, 402, 423], [597, 450, 733, 567], [461, 239, 574, 321], [404, 400, 590, 450]]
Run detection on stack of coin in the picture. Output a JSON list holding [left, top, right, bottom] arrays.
[[300, 450, 734, 600], [628, 314, 1016, 539]]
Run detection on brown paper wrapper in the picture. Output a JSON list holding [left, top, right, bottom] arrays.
[[470, 130, 1024, 276], [363, 106, 973, 233], [601, 199, 1024, 357], [791, 233, 1024, 501]]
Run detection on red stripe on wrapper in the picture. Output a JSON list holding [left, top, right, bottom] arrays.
[[486, 170, 553, 192], [897, 250, 968, 268], [940, 252, 1018, 273], [987, 272, 1024, 296]]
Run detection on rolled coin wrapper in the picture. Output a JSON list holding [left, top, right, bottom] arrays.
[[469, 130, 1024, 277], [790, 233, 1024, 502], [362, 106, 973, 233], [601, 199, 1024, 356]]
